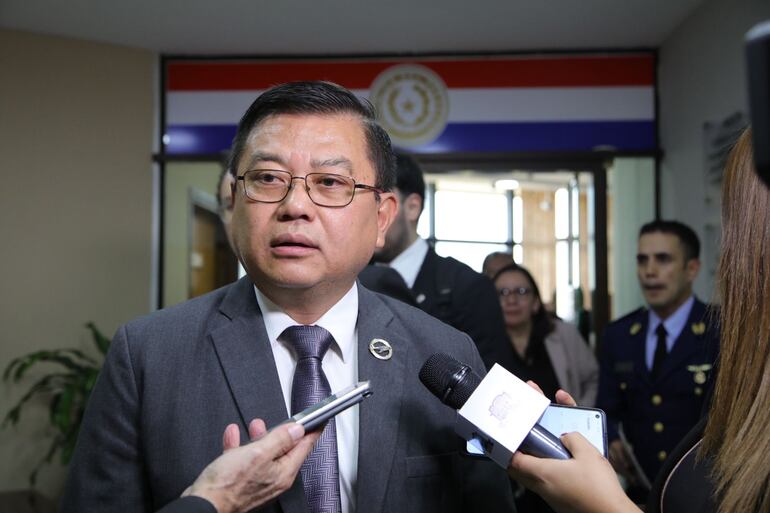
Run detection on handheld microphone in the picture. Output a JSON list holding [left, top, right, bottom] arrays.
[[419, 353, 571, 462]]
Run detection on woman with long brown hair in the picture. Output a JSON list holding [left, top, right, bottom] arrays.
[[508, 127, 770, 513]]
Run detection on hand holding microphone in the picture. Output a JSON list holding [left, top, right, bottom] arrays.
[[418, 353, 571, 463]]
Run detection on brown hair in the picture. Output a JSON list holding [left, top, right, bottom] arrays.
[[702, 127, 770, 513]]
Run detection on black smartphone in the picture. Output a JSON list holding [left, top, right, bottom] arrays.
[[285, 381, 372, 432]]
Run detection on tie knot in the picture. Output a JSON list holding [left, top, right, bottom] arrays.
[[656, 323, 667, 337], [283, 325, 334, 360]]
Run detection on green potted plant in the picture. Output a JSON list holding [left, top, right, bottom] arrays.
[[2, 322, 110, 485]]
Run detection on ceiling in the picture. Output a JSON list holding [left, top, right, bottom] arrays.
[[0, 0, 705, 56]]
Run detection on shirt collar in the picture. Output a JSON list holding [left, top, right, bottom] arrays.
[[389, 237, 429, 288], [253, 284, 359, 363], [648, 295, 695, 339]]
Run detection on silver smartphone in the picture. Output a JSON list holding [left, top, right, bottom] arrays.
[[286, 381, 372, 431], [465, 403, 608, 457]]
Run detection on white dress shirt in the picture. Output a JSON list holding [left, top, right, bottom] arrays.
[[254, 285, 359, 513], [645, 295, 695, 370], [388, 237, 429, 288]]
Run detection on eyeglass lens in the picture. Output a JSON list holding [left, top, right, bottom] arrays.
[[243, 170, 355, 206], [498, 287, 531, 298]]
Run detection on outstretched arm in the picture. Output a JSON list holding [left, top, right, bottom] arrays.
[[166, 420, 320, 513]]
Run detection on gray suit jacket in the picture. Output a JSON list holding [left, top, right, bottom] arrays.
[[59, 277, 515, 513]]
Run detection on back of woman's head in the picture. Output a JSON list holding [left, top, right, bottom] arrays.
[[703, 127, 770, 513]]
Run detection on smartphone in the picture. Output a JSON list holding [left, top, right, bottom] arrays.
[[465, 403, 607, 457], [286, 381, 372, 432], [538, 404, 607, 457]]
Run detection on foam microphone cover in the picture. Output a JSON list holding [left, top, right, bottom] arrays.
[[419, 353, 481, 409]]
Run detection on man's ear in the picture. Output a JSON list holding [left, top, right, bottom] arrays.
[[229, 179, 237, 208], [375, 192, 399, 247], [403, 193, 423, 225], [685, 258, 701, 282]]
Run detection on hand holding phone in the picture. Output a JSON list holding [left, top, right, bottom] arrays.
[[538, 404, 608, 457], [467, 403, 608, 458]]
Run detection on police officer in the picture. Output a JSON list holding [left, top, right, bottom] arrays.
[[596, 220, 719, 501]]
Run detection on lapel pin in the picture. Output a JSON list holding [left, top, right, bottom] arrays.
[[630, 323, 642, 335], [691, 322, 706, 335], [369, 338, 393, 360]]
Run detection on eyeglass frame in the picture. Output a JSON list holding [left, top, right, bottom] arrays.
[[497, 286, 533, 299], [235, 169, 383, 208]]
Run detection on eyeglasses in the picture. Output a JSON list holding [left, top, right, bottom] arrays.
[[236, 169, 383, 208], [497, 287, 532, 299]]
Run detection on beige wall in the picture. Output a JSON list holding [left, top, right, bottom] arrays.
[[163, 162, 221, 307], [658, 0, 770, 300], [0, 29, 155, 499]]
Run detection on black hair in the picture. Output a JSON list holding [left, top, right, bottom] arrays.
[[492, 263, 555, 341], [639, 220, 700, 261], [227, 81, 395, 191], [394, 151, 426, 208]]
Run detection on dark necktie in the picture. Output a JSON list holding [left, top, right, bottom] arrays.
[[651, 323, 668, 379], [283, 325, 342, 513]]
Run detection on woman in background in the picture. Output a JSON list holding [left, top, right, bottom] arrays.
[[509, 127, 769, 513], [492, 263, 599, 407]]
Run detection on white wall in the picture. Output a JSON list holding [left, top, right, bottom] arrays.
[[658, 0, 770, 301], [0, 29, 155, 500]]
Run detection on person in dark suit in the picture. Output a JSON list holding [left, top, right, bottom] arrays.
[[357, 265, 417, 307], [370, 153, 515, 372], [59, 81, 514, 513], [595, 220, 719, 500]]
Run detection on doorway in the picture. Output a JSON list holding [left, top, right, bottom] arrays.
[[418, 166, 605, 344]]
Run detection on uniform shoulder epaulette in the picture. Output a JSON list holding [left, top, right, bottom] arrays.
[[610, 306, 646, 326]]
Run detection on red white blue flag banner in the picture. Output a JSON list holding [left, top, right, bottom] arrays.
[[164, 54, 655, 155]]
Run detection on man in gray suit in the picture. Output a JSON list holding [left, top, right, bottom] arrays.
[[60, 81, 515, 513]]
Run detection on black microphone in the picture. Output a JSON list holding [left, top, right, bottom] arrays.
[[419, 353, 571, 460]]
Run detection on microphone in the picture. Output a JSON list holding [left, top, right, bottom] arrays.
[[419, 353, 571, 462]]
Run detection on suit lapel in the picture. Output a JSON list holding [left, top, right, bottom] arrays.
[[355, 286, 407, 513], [632, 312, 652, 385], [411, 248, 436, 310], [209, 277, 307, 513]]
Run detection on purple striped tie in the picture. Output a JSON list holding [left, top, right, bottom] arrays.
[[283, 325, 342, 513]]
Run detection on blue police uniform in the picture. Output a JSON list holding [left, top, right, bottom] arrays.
[[596, 298, 719, 483]]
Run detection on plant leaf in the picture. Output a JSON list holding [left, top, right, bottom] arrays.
[[29, 433, 64, 486], [2, 373, 71, 427], [52, 385, 75, 433], [4, 322, 110, 486], [86, 322, 111, 355], [4, 351, 92, 383]]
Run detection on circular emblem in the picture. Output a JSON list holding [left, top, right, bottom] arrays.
[[369, 338, 393, 360], [369, 64, 449, 148], [694, 371, 707, 385]]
